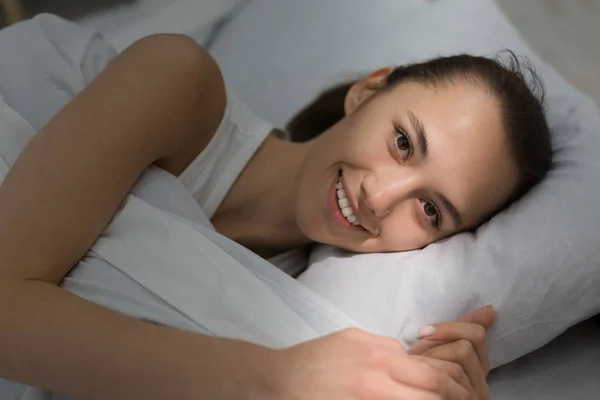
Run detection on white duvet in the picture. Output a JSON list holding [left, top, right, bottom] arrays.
[[17, 167, 361, 400]]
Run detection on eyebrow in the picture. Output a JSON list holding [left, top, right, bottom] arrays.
[[407, 110, 428, 159], [436, 191, 463, 228]]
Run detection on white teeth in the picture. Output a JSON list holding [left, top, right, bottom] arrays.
[[336, 175, 361, 227]]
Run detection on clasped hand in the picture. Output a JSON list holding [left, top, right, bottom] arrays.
[[267, 305, 495, 400]]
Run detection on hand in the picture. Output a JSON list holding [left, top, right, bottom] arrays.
[[266, 328, 470, 400], [407, 305, 496, 400]]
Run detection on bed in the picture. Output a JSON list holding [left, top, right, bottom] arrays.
[[1, 0, 599, 398]]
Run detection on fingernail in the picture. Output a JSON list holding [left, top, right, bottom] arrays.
[[418, 325, 436, 337]]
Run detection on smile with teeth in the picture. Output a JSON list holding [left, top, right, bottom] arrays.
[[336, 175, 360, 226]]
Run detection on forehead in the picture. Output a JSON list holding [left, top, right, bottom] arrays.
[[385, 81, 519, 227]]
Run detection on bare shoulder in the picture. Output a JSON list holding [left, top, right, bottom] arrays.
[[132, 34, 227, 175], [128, 33, 220, 74]]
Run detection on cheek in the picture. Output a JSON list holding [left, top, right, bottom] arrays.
[[326, 119, 390, 162], [293, 196, 324, 243]]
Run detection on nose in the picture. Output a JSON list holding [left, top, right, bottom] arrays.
[[361, 170, 416, 219]]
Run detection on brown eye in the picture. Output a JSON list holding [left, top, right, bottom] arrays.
[[424, 202, 437, 217], [420, 199, 442, 229], [394, 125, 412, 160]]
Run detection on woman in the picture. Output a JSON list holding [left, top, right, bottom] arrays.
[[0, 28, 551, 399]]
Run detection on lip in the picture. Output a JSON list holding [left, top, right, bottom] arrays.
[[326, 171, 365, 232]]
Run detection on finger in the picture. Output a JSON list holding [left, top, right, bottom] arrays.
[[388, 354, 447, 392], [429, 367, 470, 400], [412, 355, 473, 395], [412, 322, 489, 372], [459, 305, 496, 329], [407, 306, 494, 362], [407, 338, 440, 357], [425, 340, 488, 397], [390, 357, 470, 399]]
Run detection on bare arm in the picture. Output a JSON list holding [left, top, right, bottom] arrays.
[[0, 34, 269, 399]]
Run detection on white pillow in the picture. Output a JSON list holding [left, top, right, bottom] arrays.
[[209, 0, 600, 368]]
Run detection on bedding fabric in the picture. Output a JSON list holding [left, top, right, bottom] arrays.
[[1, 5, 599, 400], [207, 0, 600, 369], [84, 0, 249, 52]]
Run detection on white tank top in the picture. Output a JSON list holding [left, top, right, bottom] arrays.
[[178, 91, 309, 277]]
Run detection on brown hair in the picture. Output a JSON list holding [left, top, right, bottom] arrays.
[[286, 52, 552, 210]]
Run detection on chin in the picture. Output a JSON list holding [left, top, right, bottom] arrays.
[[297, 214, 365, 252], [299, 221, 346, 250]]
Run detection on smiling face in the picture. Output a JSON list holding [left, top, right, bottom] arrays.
[[294, 70, 519, 253]]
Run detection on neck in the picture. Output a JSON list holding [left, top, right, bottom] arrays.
[[211, 131, 314, 259]]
